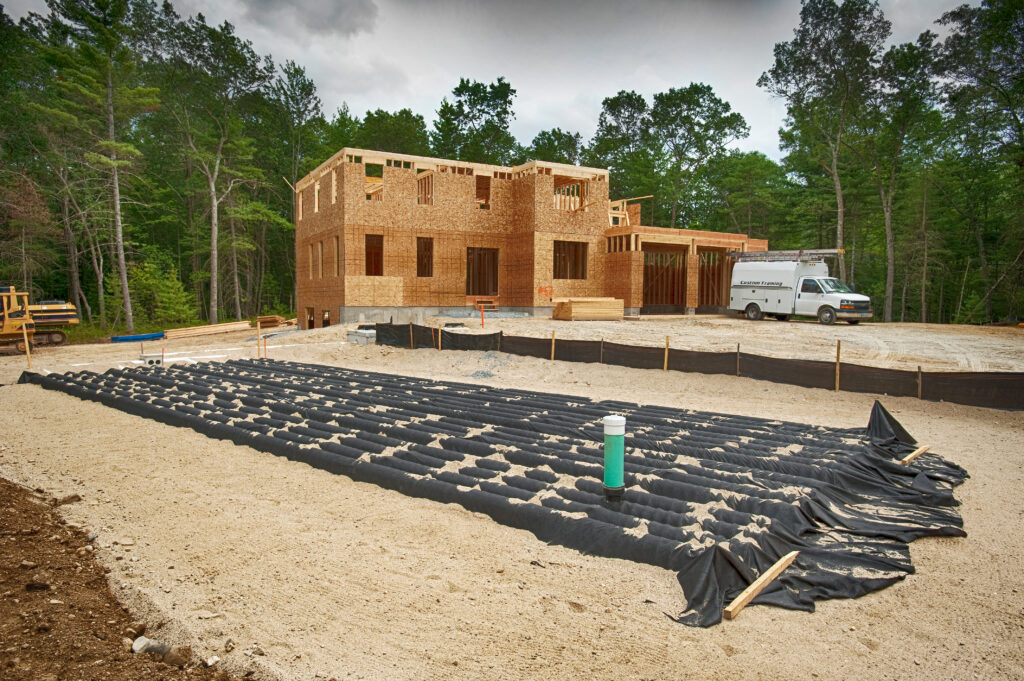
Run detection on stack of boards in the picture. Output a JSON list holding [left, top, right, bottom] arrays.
[[552, 297, 624, 321], [163, 320, 251, 340], [257, 315, 286, 329]]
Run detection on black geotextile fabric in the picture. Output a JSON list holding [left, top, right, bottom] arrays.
[[668, 348, 737, 375], [921, 371, 1024, 410], [376, 323, 502, 352], [20, 360, 968, 626], [374, 323, 1022, 410], [840, 363, 918, 398], [500, 334, 550, 359], [553, 338, 603, 364]]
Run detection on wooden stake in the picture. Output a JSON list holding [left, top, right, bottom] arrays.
[[498, 330, 502, 352], [480, 306, 485, 328], [21, 322, 31, 370], [256, 320, 262, 359], [599, 339, 604, 364], [550, 330, 556, 361], [663, 335, 669, 371], [723, 550, 800, 620], [263, 337, 267, 358], [917, 365, 923, 400], [438, 324, 442, 351], [736, 343, 740, 377], [835, 339, 841, 392], [899, 445, 931, 465], [409, 322, 414, 349]]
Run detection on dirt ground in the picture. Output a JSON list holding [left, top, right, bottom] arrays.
[[0, 317, 1022, 680], [0, 478, 244, 681]]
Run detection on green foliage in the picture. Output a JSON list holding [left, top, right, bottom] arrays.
[[355, 108, 431, 155], [1, 0, 1021, 330], [587, 90, 665, 219], [651, 83, 750, 227], [527, 128, 584, 165], [104, 252, 198, 328], [430, 77, 521, 164]]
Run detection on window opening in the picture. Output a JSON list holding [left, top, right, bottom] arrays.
[[417, 237, 433, 277], [321, 310, 331, 327], [553, 241, 588, 279], [553, 176, 588, 211], [365, 234, 383, 276], [365, 162, 384, 202], [475, 175, 491, 209], [417, 173, 433, 205]]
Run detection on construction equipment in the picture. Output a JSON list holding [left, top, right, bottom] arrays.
[[0, 286, 80, 351], [28, 298, 79, 345], [1, 286, 35, 352]]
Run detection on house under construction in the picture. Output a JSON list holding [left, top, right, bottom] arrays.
[[294, 148, 767, 327]]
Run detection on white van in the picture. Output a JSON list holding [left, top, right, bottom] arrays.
[[728, 260, 872, 325]]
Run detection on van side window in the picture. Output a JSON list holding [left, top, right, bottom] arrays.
[[801, 279, 821, 294]]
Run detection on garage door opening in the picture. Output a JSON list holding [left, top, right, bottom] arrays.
[[642, 246, 687, 314]]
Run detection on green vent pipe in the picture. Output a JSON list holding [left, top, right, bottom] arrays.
[[603, 415, 625, 502]]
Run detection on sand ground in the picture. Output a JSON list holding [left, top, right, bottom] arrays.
[[0, 317, 1022, 680]]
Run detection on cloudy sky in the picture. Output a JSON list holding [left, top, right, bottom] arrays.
[[6, 0, 968, 161]]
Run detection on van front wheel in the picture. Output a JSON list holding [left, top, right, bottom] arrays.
[[745, 303, 763, 321], [817, 306, 837, 325]]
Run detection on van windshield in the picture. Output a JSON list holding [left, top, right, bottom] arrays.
[[820, 278, 853, 293]]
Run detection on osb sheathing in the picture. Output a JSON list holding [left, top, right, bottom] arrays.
[[298, 158, 610, 313], [295, 151, 766, 322], [604, 251, 644, 309]]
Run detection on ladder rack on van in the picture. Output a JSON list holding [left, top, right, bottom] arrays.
[[729, 249, 844, 262]]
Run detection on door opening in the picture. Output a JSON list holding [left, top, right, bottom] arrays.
[[466, 247, 499, 296]]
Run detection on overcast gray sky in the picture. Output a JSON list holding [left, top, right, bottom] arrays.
[[5, 0, 968, 161]]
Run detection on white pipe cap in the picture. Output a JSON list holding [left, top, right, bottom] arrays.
[[603, 415, 626, 435]]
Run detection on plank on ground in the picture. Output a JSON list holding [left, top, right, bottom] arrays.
[[722, 550, 800, 620]]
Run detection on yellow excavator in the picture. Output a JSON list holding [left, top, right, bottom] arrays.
[[1, 285, 79, 352]]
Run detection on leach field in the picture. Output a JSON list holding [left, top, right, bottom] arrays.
[[0, 316, 1022, 680]]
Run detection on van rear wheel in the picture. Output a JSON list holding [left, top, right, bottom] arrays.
[[817, 306, 837, 325], [745, 303, 763, 321]]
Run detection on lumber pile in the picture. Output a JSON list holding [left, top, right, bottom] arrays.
[[163, 320, 251, 340], [551, 297, 624, 321], [257, 314, 285, 329]]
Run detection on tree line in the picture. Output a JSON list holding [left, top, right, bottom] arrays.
[[1, 0, 1020, 333]]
